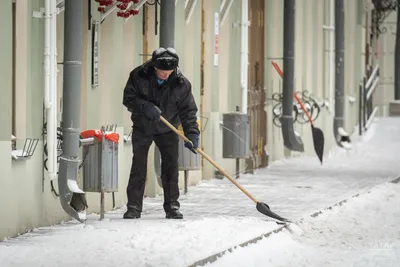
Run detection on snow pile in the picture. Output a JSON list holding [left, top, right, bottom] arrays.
[[207, 182, 400, 267], [0, 215, 279, 267]]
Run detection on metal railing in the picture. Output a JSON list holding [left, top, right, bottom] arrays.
[[359, 65, 380, 135]]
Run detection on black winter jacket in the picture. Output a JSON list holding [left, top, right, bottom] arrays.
[[123, 61, 200, 137]]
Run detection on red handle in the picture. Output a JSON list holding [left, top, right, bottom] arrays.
[[271, 61, 313, 125]]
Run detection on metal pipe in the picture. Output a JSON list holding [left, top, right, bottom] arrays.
[[365, 64, 379, 89], [44, 0, 51, 109], [395, 0, 400, 99], [235, 158, 239, 179], [48, 0, 58, 182], [329, 0, 334, 110], [184, 170, 188, 194], [358, 82, 363, 135], [58, 0, 87, 223], [333, 0, 345, 144], [366, 76, 380, 100], [281, 0, 304, 152], [160, 0, 175, 48], [240, 0, 248, 114], [365, 106, 378, 129]]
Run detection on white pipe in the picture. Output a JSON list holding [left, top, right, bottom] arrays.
[[365, 64, 379, 88], [44, 0, 51, 109], [220, 0, 227, 12], [47, 0, 58, 181], [329, 0, 334, 109], [240, 0, 248, 114]]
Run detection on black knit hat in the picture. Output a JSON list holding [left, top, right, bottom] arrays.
[[151, 47, 179, 70]]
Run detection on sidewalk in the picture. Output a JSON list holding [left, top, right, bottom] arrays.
[[1, 117, 400, 267]]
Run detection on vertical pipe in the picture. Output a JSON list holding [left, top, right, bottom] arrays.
[[235, 158, 239, 179], [184, 170, 188, 194], [240, 0, 248, 114], [358, 82, 363, 135], [363, 77, 367, 129], [329, 0, 334, 109], [333, 0, 345, 142], [160, 0, 175, 48], [281, 0, 304, 152], [48, 0, 58, 182], [44, 0, 51, 109], [44, 0, 53, 182], [395, 1, 400, 99], [58, 0, 87, 222], [200, 5, 205, 179], [100, 129, 105, 220]]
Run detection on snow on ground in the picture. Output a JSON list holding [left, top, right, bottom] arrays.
[[207, 182, 400, 267], [1, 118, 400, 267], [0, 213, 280, 267]]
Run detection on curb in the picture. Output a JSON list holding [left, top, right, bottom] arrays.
[[188, 175, 400, 267], [187, 223, 289, 267]]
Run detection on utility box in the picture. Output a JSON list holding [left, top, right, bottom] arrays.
[[222, 112, 250, 159], [178, 138, 201, 171], [81, 130, 119, 193]]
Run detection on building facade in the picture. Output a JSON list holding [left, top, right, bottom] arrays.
[[0, 0, 396, 240]]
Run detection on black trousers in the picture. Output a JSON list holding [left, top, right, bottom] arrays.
[[126, 127, 180, 213]]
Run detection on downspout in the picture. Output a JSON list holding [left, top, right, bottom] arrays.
[[329, 0, 334, 111], [58, 0, 87, 222], [333, 0, 350, 146], [160, 0, 175, 48], [240, 0, 248, 114], [48, 0, 58, 183], [395, 0, 400, 100], [281, 0, 304, 152], [44, 0, 51, 110], [44, 0, 58, 184]]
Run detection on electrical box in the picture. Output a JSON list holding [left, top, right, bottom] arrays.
[[82, 135, 119, 193], [222, 112, 250, 159]]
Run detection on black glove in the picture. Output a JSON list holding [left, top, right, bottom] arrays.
[[143, 103, 161, 121], [184, 134, 199, 154]]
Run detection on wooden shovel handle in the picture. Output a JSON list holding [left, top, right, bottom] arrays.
[[271, 61, 314, 125], [159, 115, 259, 203]]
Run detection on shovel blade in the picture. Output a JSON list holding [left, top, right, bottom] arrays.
[[311, 125, 325, 164], [256, 202, 289, 222]]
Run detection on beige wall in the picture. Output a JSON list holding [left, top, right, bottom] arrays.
[[264, 0, 368, 162]]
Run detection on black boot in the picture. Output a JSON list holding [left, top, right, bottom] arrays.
[[123, 208, 141, 219], [166, 209, 183, 219]]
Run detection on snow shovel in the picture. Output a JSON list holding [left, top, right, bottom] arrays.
[[159, 115, 289, 223], [293, 93, 325, 164], [271, 61, 325, 164]]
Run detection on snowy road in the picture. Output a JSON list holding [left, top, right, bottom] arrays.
[[208, 182, 400, 267]]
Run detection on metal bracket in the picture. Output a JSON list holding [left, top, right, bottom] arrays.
[[11, 138, 39, 161], [32, 8, 45, 19], [32, 0, 65, 18], [232, 21, 250, 29]]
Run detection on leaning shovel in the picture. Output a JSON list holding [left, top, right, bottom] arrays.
[[271, 61, 325, 164], [293, 92, 325, 164], [159, 115, 289, 223]]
